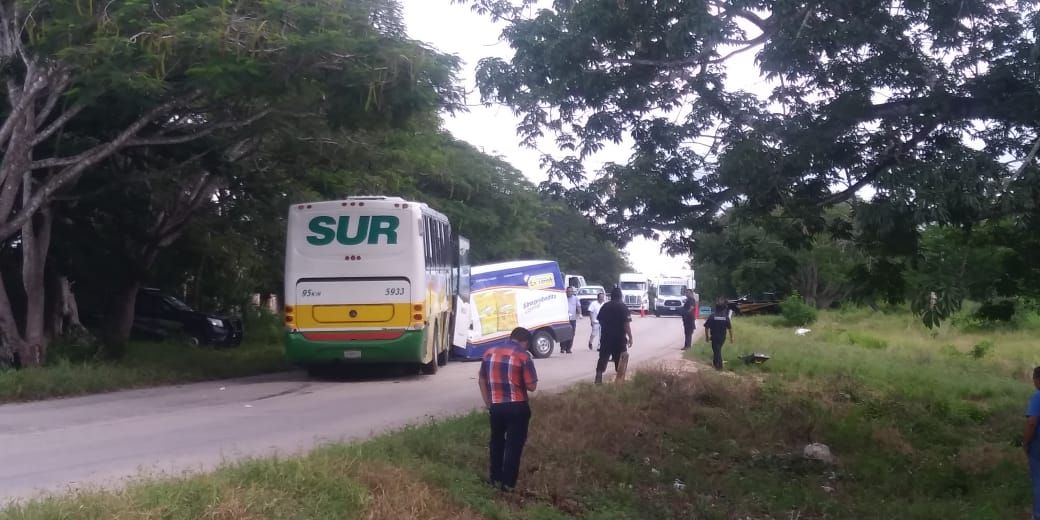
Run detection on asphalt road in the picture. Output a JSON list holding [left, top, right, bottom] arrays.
[[0, 314, 703, 504]]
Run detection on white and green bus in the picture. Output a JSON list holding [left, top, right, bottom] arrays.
[[283, 196, 468, 375]]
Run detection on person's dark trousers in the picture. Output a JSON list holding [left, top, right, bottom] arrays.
[[562, 320, 577, 353], [595, 346, 622, 383], [710, 338, 725, 370], [1030, 440, 1040, 520], [488, 401, 532, 490], [681, 316, 694, 349]]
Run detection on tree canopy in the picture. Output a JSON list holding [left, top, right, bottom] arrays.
[[0, 0, 465, 365], [461, 0, 1040, 324]]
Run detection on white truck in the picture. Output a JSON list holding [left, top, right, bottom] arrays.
[[617, 272, 650, 312], [654, 273, 696, 317], [562, 273, 587, 290]]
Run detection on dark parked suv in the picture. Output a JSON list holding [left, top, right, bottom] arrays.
[[133, 289, 244, 347]]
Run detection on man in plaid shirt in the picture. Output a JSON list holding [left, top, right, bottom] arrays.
[[478, 327, 538, 491]]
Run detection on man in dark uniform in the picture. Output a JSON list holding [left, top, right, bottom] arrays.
[[595, 286, 633, 384], [680, 288, 696, 350], [704, 297, 734, 370]]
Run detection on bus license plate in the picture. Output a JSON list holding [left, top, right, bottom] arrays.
[[343, 351, 362, 359]]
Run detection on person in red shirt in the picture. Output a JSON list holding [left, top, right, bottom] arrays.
[[478, 327, 539, 491]]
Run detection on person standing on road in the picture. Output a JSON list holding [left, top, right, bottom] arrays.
[[704, 298, 733, 370], [562, 286, 581, 354], [595, 287, 633, 384], [1023, 366, 1040, 519], [478, 327, 538, 492], [681, 288, 697, 350], [587, 292, 605, 350]]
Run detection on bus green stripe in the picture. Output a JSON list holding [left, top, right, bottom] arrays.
[[285, 330, 426, 365]]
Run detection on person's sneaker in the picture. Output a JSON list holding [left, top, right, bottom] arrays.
[[500, 484, 515, 493]]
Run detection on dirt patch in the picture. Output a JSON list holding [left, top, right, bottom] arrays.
[[356, 464, 481, 520], [200, 486, 261, 520], [870, 425, 915, 456], [515, 368, 766, 506], [655, 357, 704, 374], [955, 443, 1022, 475]]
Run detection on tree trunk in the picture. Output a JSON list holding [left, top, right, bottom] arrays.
[[19, 189, 52, 367], [104, 280, 142, 350], [0, 273, 24, 368], [0, 101, 52, 368], [46, 270, 84, 340]]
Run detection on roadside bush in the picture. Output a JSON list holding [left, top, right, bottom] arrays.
[[952, 299, 1040, 333], [46, 327, 103, 364], [780, 292, 817, 326], [243, 307, 282, 345], [970, 341, 994, 360], [974, 300, 1016, 323]]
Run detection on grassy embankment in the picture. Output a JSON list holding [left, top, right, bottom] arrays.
[[0, 313, 289, 403], [3, 307, 1037, 519]]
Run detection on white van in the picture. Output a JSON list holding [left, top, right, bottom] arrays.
[[452, 260, 574, 359]]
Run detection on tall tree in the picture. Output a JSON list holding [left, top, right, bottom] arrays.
[[461, 0, 1040, 323], [106, 126, 633, 316], [0, 0, 462, 365], [693, 206, 860, 308]]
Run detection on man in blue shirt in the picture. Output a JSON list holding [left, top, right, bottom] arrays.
[[1025, 366, 1040, 519]]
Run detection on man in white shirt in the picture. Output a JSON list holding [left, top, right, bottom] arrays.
[[587, 292, 605, 350]]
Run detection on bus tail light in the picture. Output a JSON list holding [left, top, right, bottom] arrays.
[[284, 305, 295, 325], [409, 308, 425, 329]]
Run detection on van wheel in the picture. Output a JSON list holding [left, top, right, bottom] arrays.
[[437, 317, 449, 366], [530, 330, 554, 359]]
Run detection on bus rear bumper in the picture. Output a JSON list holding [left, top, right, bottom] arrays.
[[285, 330, 425, 365]]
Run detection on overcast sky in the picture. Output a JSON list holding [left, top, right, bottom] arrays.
[[400, 0, 715, 278]]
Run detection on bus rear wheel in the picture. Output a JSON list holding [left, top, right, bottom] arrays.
[[437, 314, 449, 366], [420, 323, 440, 375]]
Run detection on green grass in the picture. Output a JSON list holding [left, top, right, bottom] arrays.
[[0, 313, 290, 403], [2, 308, 1035, 518], [687, 308, 1037, 518], [0, 340, 289, 403]]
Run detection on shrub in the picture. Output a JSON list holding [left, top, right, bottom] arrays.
[[970, 340, 994, 360], [243, 307, 283, 345], [974, 300, 1015, 322], [780, 292, 818, 326]]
